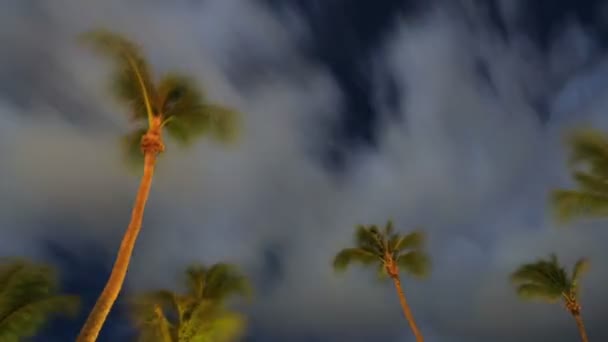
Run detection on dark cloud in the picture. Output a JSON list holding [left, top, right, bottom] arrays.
[[2, 1, 608, 341]]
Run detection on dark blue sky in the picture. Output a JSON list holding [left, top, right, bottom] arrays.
[[3, 0, 608, 341]]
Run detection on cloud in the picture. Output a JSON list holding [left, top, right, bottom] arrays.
[[2, 1, 608, 341]]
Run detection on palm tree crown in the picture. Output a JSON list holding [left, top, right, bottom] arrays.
[[333, 221, 430, 279], [131, 263, 252, 342], [81, 29, 239, 163], [551, 128, 608, 223], [511, 254, 589, 307], [0, 259, 80, 342]]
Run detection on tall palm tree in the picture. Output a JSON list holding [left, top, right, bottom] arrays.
[[333, 221, 430, 342], [76, 30, 239, 342], [551, 128, 608, 223], [130, 263, 251, 342], [0, 259, 80, 341], [511, 254, 590, 342]]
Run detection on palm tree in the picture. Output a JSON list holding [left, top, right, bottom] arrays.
[[511, 254, 590, 342], [333, 221, 430, 342], [130, 263, 251, 342], [551, 128, 608, 223], [76, 29, 239, 341], [0, 259, 80, 341]]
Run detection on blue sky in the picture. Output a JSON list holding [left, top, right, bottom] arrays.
[[2, 0, 608, 341]]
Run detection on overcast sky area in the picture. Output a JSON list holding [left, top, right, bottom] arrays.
[[2, 0, 608, 341]]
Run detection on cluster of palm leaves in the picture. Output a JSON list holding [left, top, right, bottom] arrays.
[[7, 28, 608, 342], [0, 259, 79, 342]]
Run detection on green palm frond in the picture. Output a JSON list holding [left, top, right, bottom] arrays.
[[157, 74, 239, 146], [0, 295, 80, 341], [333, 248, 381, 273], [182, 303, 246, 342], [121, 127, 147, 169], [514, 283, 562, 302], [132, 263, 250, 342], [397, 251, 430, 278], [550, 189, 608, 223], [511, 254, 590, 304], [567, 129, 608, 172], [572, 258, 590, 284], [130, 290, 179, 325], [384, 220, 395, 236], [354, 225, 383, 255], [202, 263, 252, 303], [0, 260, 80, 341], [80, 29, 156, 123], [572, 172, 608, 195], [511, 259, 567, 289], [390, 231, 425, 252]]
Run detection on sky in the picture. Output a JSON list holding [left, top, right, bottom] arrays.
[[2, 0, 608, 341]]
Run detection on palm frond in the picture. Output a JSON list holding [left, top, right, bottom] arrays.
[[396, 251, 430, 278], [510, 255, 576, 304], [0, 261, 79, 341], [0, 295, 79, 340], [121, 127, 147, 169], [354, 225, 384, 255], [566, 128, 608, 169], [332, 248, 381, 273], [164, 104, 239, 146], [157, 73, 239, 146], [572, 258, 590, 283], [203, 263, 252, 303], [185, 265, 208, 300], [514, 283, 562, 302], [550, 189, 608, 223], [572, 172, 608, 195], [384, 220, 395, 236], [130, 290, 179, 326], [184, 304, 247, 342], [81, 29, 156, 123], [376, 263, 390, 281], [390, 231, 425, 252]]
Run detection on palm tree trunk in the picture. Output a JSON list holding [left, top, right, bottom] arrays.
[[391, 275, 424, 342], [76, 152, 158, 342], [572, 312, 589, 342]]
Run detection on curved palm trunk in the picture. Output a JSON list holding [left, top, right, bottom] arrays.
[[572, 313, 589, 342], [391, 275, 424, 342], [77, 152, 158, 342]]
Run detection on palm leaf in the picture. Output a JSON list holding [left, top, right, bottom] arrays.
[[185, 305, 246, 342], [567, 128, 608, 160], [514, 283, 562, 302], [572, 258, 590, 283], [354, 225, 384, 255], [384, 220, 395, 236], [0, 295, 79, 340], [121, 127, 147, 169], [390, 231, 425, 252], [157, 74, 239, 146], [203, 264, 252, 303], [0, 261, 79, 341], [397, 251, 430, 278], [333, 248, 381, 273], [130, 290, 179, 326], [80, 29, 156, 123], [572, 172, 608, 195], [550, 189, 608, 223]]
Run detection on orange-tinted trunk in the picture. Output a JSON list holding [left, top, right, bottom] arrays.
[[76, 152, 157, 342], [573, 312, 589, 342], [391, 275, 424, 342]]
